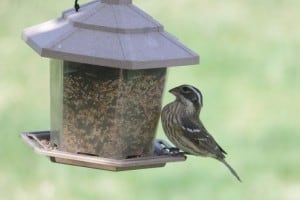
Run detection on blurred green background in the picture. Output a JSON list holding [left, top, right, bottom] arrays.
[[1, 0, 300, 199]]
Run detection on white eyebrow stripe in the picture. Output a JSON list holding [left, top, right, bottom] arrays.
[[187, 86, 201, 104]]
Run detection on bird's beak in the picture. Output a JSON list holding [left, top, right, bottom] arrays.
[[169, 87, 180, 96]]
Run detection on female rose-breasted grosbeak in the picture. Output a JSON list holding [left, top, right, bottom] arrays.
[[161, 84, 241, 181]]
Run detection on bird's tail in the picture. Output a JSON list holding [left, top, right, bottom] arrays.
[[218, 158, 242, 182]]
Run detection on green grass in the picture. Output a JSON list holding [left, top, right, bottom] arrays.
[[1, 0, 300, 199]]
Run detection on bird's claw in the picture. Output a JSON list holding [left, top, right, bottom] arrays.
[[163, 147, 185, 156], [167, 147, 180, 153]]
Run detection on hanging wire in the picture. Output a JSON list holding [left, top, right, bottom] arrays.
[[74, 0, 80, 12]]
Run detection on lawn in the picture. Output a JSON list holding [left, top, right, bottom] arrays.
[[1, 0, 300, 199]]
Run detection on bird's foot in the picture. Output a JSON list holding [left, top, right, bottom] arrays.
[[164, 147, 185, 156], [168, 147, 180, 153]]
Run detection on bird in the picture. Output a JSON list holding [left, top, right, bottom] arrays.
[[161, 84, 241, 182]]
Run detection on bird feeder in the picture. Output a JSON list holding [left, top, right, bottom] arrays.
[[21, 0, 199, 171]]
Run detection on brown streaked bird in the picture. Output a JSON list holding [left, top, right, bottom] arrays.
[[161, 84, 241, 181]]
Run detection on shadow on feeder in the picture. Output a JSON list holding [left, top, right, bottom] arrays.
[[20, 0, 199, 171]]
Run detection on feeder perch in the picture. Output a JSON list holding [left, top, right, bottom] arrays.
[[21, 0, 199, 170]]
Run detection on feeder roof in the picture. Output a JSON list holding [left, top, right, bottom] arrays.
[[22, 0, 199, 69]]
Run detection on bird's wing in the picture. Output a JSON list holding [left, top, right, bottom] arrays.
[[180, 116, 227, 157]]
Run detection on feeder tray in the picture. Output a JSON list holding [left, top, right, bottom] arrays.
[[20, 131, 186, 171]]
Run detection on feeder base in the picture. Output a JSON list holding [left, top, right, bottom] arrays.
[[20, 131, 186, 171]]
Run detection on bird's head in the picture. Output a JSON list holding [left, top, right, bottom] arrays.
[[169, 84, 203, 111]]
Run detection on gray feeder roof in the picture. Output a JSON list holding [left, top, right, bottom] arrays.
[[22, 0, 199, 69]]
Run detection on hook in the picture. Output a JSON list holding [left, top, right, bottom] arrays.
[[74, 0, 80, 12]]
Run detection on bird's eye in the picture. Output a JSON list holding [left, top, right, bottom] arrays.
[[181, 86, 190, 92]]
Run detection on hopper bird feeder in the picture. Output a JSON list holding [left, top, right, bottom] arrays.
[[20, 0, 199, 171]]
